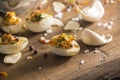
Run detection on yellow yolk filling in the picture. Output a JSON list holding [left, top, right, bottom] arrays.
[[2, 11, 19, 26], [50, 33, 75, 49], [0, 34, 25, 45]]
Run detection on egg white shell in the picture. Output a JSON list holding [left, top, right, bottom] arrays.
[[53, 2, 66, 13], [64, 21, 80, 30], [50, 40, 80, 56], [0, 19, 23, 34], [4, 52, 22, 64], [80, 0, 104, 22], [0, 37, 28, 54], [52, 18, 64, 27], [26, 16, 53, 32], [81, 29, 106, 46]]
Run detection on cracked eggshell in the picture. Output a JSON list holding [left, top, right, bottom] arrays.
[[4, 52, 22, 64], [53, 2, 66, 13], [50, 40, 80, 56], [0, 37, 28, 54], [79, 0, 104, 22], [81, 29, 107, 46], [51, 18, 64, 26], [0, 19, 23, 34], [64, 21, 80, 30], [26, 16, 53, 33]]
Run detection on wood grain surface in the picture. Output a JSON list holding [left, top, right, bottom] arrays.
[[0, 0, 120, 80]]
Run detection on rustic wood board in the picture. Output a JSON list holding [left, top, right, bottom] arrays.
[[0, 0, 120, 80]]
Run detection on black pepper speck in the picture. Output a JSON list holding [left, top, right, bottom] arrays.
[[33, 49, 38, 54], [44, 53, 48, 58], [29, 46, 34, 51]]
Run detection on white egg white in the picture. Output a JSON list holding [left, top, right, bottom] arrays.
[[0, 37, 28, 54], [0, 19, 23, 34], [50, 40, 80, 56]]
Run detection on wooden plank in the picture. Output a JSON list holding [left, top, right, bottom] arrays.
[[0, 0, 120, 80]]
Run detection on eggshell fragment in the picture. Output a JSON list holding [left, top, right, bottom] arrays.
[[53, 2, 66, 13], [81, 29, 112, 46], [64, 21, 80, 30], [51, 18, 64, 26], [4, 52, 22, 64], [78, 0, 105, 22]]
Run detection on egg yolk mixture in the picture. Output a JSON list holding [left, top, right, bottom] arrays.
[[2, 11, 19, 26], [50, 33, 75, 49], [0, 34, 24, 45], [28, 10, 48, 22]]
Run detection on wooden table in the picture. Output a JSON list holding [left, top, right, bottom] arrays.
[[0, 0, 120, 80]]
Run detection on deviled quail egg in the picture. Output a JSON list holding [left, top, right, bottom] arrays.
[[0, 34, 28, 54], [49, 33, 80, 56], [26, 10, 63, 33], [0, 11, 23, 34]]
